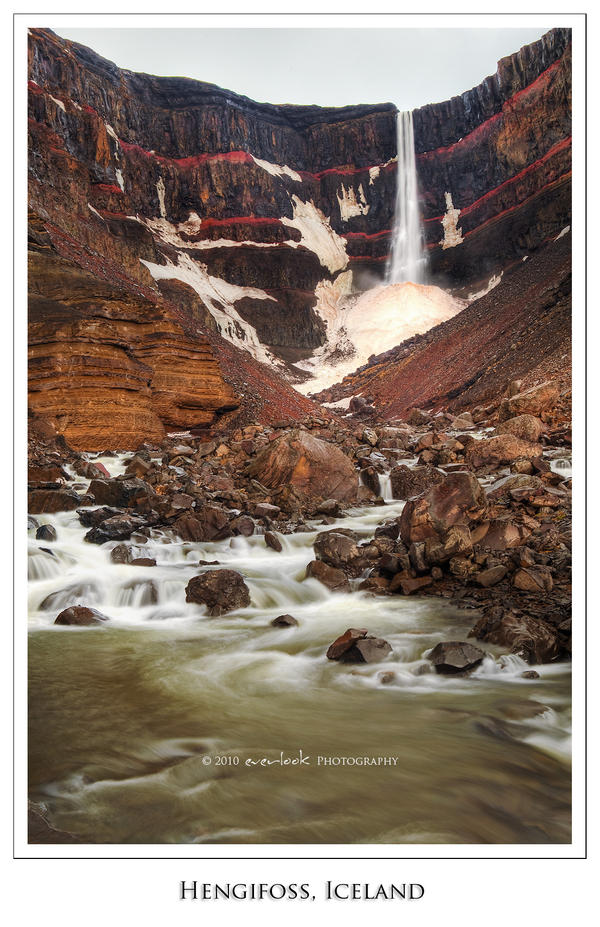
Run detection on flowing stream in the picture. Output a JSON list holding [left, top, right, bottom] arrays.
[[387, 110, 426, 284], [28, 454, 571, 844]]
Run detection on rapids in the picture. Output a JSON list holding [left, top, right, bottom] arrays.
[[28, 454, 571, 844]]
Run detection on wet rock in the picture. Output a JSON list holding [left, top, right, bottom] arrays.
[[428, 641, 486, 674], [230, 515, 255, 537], [305, 560, 351, 592], [173, 506, 231, 542], [314, 529, 361, 570], [378, 671, 396, 684], [185, 569, 251, 616], [264, 531, 283, 552], [124, 455, 152, 478], [28, 487, 82, 514], [110, 544, 132, 564], [326, 627, 368, 659], [400, 471, 486, 546], [390, 464, 444, 500], [130, 557, 156, 567], [466, 434, 542, 469], [495, 414, 544, 443], [35, 524, 57, 542], [522, 670, 541, 679], [247, 429, 358, 502], [54, 606, 109, 626], [28, 516, 39, 531], [393, 574, 434, 595], [470, 608, 561, 664], [271, 614, 298, 628], [84, 514, 147, 544], [316, 498, 341, 516], [254, 502, 281, 519], [349, 637, 393, 663], [360, 466, 381, 496], [88, 478, 153, 508], [77, 506, 122, 527]]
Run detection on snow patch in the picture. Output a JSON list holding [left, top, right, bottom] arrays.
[[156, 176, 166, 218], [467, 272, 503, 303], [440, 192, 463, 249], [282, 196, 348, 274], [48, 94, 66, 112], [143, 217, 283, 251], [87, 204, 106, 222], [337, 183, 370, 221], [554, 226, 570, 241], [369, 166, 380, 185], [115, 168, 125, 192], [105, 123, 119, 141], [251, 156, 302, 183], [296, 281, 465, 394], [140, 253, 277, 366]]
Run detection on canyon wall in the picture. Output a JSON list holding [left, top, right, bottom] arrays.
[[27, 27, 571, 446]]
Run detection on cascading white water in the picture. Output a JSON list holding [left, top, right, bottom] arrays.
[[387, 110, 426, 284]]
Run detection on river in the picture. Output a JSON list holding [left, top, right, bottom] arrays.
[[28, 453, 571, 844]]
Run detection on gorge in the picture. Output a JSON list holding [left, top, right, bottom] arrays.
[[27, 26, 573, 846]]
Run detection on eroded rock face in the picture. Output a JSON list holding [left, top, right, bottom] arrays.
[[247, 430, 358, 502], [185, 569, 251, 616]]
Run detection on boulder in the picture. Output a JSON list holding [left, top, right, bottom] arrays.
[[35, 524, 57, 542], [264, 531, 283, 552], [360, 466, 381, 496], [399, 471, 486, 546], [424, 524, 473, 565], [474, 565, 508, 587], [450, 411, 475, 430], [498, 381, 559, 421], [513, 568, 554, 594], [314, 530, 361, 570], [84, 514, 147, 544], [390, 464, 444, 500], [54, 606, 109, 626], [246, 429, 358, 502], [346, 637, 393, 663], [474, 519, 530, 550], [271, 614, 298, 628], [88, 478, 153, 508], [254, 502, 281, 519], [185, 569, 251, 616], [470, 608, 561, 664], [495, 414, 544, 443], [110, 544, 132, 564], [466, 434, 542, 469], [172, 506, 231, 542], [28, 487, 81, 513], [305, 560, 351, 592], [428, 641, 486, 674], [229, 515, 255, 537]]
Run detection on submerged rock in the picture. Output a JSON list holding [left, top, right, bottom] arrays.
[[305, 559, 351, 592], [185, 569, 251, 616], [35, 524, 57, 542], [469, 607, 562, 664], [271, 614, 298, 628], [326, 627, 392, 663]]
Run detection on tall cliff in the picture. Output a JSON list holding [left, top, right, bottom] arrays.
[[27, 27, 571, 447]]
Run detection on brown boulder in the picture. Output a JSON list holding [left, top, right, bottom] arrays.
[[246, 429, 358, 502], [264, 531, 283, 552], [88, 478, 153, 509], [470, 608, 561, 664], [271, 614, 298, 628], [326, 627, 368, 659], [28, 487, 82, 514], [54, 606, 109, 626], [466, 434, 542, 470], [428, 641, 486, 674], [314, 530, 361, 570], [185, 569, 251, 616], [513, 568, 554, 594], [494, 414, 544, 443], [173, 506, 231, 542], [390, 464, 444, 500], [399, 471, 486, 546], [499, 381, 559, 421], [305, 560, 351, 592]]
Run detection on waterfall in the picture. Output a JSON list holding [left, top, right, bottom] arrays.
[[387, 111, 425, 284]]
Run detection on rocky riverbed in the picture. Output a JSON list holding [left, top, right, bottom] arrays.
[[27, 377, 572, 844]]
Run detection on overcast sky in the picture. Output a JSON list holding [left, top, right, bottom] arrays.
[[53, 27, 552, 109]]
